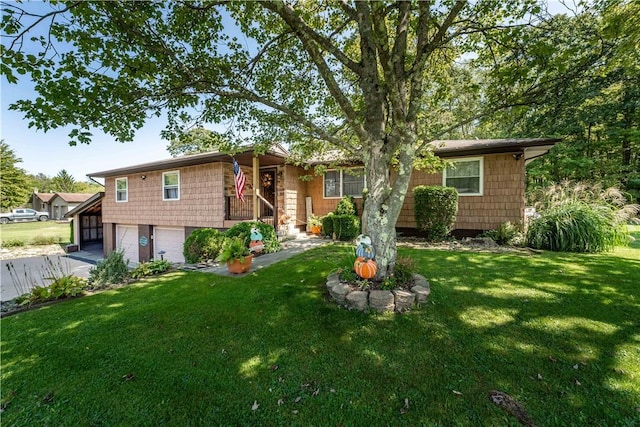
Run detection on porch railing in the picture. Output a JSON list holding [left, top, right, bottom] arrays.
[[225, 195, 277, 227]]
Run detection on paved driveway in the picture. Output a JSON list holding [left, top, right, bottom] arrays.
[[1, 255, 94, 302]]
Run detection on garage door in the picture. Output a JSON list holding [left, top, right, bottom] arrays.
[[154, 227, 185, 263], [116, 225, 139, 264]]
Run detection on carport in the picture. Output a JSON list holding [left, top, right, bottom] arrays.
[[65, 192, 104, 255]]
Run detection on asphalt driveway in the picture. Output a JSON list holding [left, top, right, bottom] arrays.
[[1, 255, 94, 302]]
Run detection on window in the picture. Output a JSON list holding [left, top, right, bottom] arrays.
[[163, 171, 180, 200], [443, 157, 483, 196], [115, 177, 128, 202], [323, 168, 365, 198]]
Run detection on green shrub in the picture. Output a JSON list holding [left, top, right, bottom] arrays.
[[183, 228, 226, 263], [31, 235, 64, 245], [1, 238, 25, 248], [336, 195, 358, 216], [70, 220, 74, 244], [413, 185, 458, 241], [88, 249, 130, 289], [130, 259, 173, 279], [225, 221, 281, 253], [526, 202, 629, 253], [482, 222, 522, 245], [332, 214, 360, 241], [20, 275, 87, 306], [321, 213, 334, 237]]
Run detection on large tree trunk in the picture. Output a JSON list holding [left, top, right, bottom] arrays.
[[361, 137, 416, 280]]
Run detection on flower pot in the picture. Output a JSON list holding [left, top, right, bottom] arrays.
[[226, 254, 254, 274], [310, 225, 322, 235]]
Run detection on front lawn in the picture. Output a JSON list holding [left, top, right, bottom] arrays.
[[1, 243, 639, 425], [0, 221, 71, 246]]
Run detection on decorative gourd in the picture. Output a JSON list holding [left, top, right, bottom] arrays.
[[355, 234, 372, 247], [355, 243, 375, 259], [354, 257, 377, 279]]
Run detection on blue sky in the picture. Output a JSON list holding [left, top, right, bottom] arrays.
[[1, 1, 572, 182]]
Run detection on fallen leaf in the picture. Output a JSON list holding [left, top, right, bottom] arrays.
[[221, 349, 227, 354], [295, 396, 302, 403], [404, 398, 410, 409], [251, 400, 259, 411], [277, 398, 284, 406], [330, 388, 336, 393], [292, 410, 299, 414], [536, 373, 543, 380], [573, 364, 579, 370], [121, 373, 136, 381], [312, 388, 319, 397], [614, 368, 626, 374], [269, 364, 279, 371], [42, 392, 54, 404], [549, 356, 558, 363], [452, 390, 463, 396], [278, 376, 285, 383], [488, 390, 537, 427], [574, 379, 581, 386]]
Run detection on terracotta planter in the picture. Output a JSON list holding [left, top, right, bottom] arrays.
[[310, 225, 322, 235], [226, 254, 254, 274]]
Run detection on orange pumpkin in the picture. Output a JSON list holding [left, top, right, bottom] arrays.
[[354, 257, 377, 279]]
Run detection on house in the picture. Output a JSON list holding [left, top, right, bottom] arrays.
[[68, 138, 559, 264], [49, 193, 95, 220], [32, 192, 55, 214], [32, 192, 96, 219]]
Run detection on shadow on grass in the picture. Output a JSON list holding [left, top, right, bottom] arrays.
[[1, 244, 638, 425]]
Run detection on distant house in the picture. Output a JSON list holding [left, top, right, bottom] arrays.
[[48, 193, 95, 220], [67, 138, 559, 263], [32, 192, 55, 215]]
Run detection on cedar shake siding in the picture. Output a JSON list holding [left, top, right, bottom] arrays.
[[398, 153, 525, 231], [283, 165, 309, 228], [102, 163, 226, 228], [306, 153, 524, 232]]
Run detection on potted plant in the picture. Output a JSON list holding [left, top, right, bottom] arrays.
[[308, 214, 323, 235], [217, 236, 253, 274]]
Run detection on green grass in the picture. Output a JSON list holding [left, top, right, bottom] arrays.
[[1, 241, 639, 426], [0, 221, 71, 247]]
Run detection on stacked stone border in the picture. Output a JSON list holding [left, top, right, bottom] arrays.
[[326, 272, 431, 313]]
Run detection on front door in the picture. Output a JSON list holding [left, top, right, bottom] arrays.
[[259, 169, 276, 222]]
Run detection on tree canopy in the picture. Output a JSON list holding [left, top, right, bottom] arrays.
[[0, 141, 31, 210], [1, 0, 628, 276]]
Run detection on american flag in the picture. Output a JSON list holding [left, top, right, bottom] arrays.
[[232, 158, 246, 202]]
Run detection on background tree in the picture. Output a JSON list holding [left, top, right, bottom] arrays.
[[0, 141, 31, 210], [1, 1, 620, 277], [166, 127, 232, 157], [28, 172, 53, 193], [74, 180, 103, 194], [50, 169, 76, 193]]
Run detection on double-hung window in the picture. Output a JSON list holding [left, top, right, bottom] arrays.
[[163, 171, 180, 201], [443, 157, 483, 196], [323, 168, 365, 198], [115, 177, 128, 202]]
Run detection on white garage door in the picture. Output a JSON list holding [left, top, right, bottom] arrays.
[[116, 225, 139, 264], [154, 227, 185, 263]]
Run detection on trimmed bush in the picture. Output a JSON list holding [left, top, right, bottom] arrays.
[[183, 228, 226, 263], [526, 202, 629, 253], [413, 185, 458, 241], [130, 259, 173, 279], [482, 221, 522, 245], [332, 214, 360, 241], [321, 213, 334, 237], [336, 195, 358, 216], [225, 221, 281, 253]]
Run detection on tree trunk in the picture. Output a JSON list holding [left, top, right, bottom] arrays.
[[361, 138, 416, 280]]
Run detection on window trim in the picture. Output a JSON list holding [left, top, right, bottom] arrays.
[[323, 168, 365, 199], [115, 177, 128, 203], [162, 170, 180, 201], [442, 156, 484, 196]]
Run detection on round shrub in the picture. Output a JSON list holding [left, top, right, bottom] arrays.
[[183, 228, 226, 263], [321, 213, 334, 237], [526, 202, 629, 253], [413, 185, 458, 241], [336, 195, 358, 216], [332, 214, 360, 241], [225, 221, 281, 253]]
